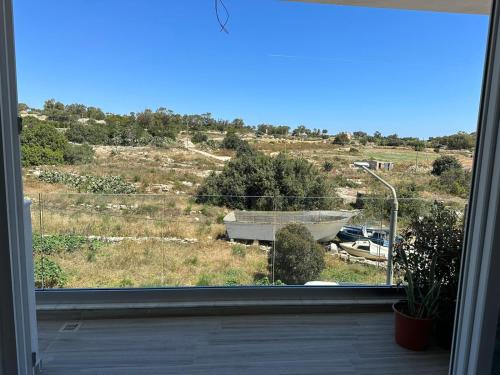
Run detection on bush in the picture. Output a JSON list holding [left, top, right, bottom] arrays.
[[66, 122, 109, 144], [436, 168, 472, 198], [196, 152, 337, 210], [205, 139, 220, 149], [191, 132, 208, 144], [413, 141, 426, 152], [63, 143, 94, 165], [269, 224, 325, 285], [231, 244, 246, 258], [220, 132, 252, 154], [431, 155, 462, 176], [34, 257, 67, 288], [332, 132, 350, 145], [21, 121, 68, 166], [38, 171, 137, 194], [33, 234, 104, 254], [429, 132, 475, 150], [323, 160, 334, 172], [21, 145, 64, 166]]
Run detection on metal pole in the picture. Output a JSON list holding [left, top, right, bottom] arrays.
[[359, 165, 397, 285]]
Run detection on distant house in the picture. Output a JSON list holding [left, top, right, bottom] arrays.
[[366, 160, 394, 171]]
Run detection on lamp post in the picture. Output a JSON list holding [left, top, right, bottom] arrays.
[[354, 162, 398, 285]]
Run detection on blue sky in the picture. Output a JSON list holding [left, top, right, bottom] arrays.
[[13, 0, 489, 137]]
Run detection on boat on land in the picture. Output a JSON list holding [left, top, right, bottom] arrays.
[[336, 225, 390, 246], [339, 240, 388, 261], [224, 210, 357, 242]]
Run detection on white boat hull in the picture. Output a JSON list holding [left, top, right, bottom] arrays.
[[224, 210, 357, 242], [339, 241, 388, 261]]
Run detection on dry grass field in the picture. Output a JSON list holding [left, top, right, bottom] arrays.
[[25, 137, 469, 288]]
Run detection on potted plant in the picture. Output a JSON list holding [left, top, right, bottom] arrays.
[[393, 202, 464, 351], [393, 248, 441, 351]]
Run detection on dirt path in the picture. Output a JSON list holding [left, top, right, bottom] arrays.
[[184, 140, 231, 162]]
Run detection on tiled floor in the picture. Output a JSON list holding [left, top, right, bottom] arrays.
[[38, 312, 450, 374]]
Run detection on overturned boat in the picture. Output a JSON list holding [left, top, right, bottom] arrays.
[[224, 210, 357, 242]]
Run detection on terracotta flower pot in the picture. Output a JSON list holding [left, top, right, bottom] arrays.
[[393, 301, 433, 351]]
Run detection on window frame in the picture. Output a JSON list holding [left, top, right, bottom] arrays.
[[2, 1, 500, 374]]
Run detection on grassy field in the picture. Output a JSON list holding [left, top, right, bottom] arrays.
[[25, 137, 469, 288]]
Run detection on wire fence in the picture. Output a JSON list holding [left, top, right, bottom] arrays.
[[29, 192, 466, 289]]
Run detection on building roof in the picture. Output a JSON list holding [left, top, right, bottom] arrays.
[[289, 0, 491, 15]]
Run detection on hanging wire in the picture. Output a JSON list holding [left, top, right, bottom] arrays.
[[214, 0, 230, 34]]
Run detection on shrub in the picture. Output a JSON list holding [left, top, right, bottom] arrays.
[[220, 132, 252, 154], [223, 268, 244, 285], [436, 168, 472, 198], [269, 224, 325, 285], [21, 121, 68, 166], [66, 122, 109, 144], [332, 132, 350, 145], [118, 278, 134, 287], [21, 145, 64, 166], [413, 141, 426, 152], [191, 132, 208, 144], [231, 244, 246, 258], [205, 139, 220, 149], [333, 175, 358, 188], [254, 276, 285, 286], [33, 234, 105, 254], [63, 143, 95, 165], [196, 273, 213, 286], [431, 155, 462, 176], [37, 171, 137, 194], [34, 257, 67, 288], [323, 160, 334, 172]]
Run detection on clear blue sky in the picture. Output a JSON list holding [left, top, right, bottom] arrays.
[[13, 0, 489, 138]]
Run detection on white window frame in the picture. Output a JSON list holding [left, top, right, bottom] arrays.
[[0, 0, 33, 374], [451, 1, 500, 373], [2, 0, 500, 374]]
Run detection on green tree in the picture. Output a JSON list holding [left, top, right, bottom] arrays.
[[196, 152, 337, 210], [269, 223, 325, 285], [43, 99, 70, 123], [65, 103, 87, 119], [87, 106, 105, 120]]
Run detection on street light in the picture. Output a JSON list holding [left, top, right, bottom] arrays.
[[354, 162, 398, 285]]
